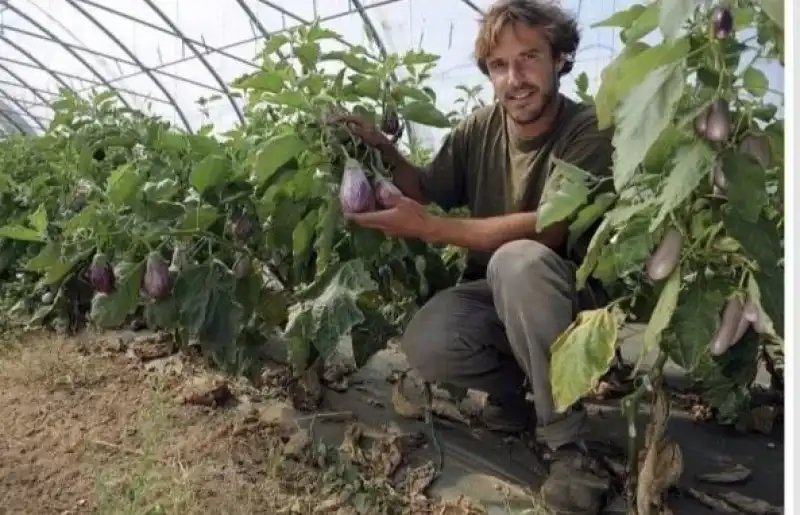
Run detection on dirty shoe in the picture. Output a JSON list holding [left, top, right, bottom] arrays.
[[480, 395, 533, 433], [540, 442, 612, 515]]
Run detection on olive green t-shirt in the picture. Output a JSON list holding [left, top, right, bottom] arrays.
[[421, 95, 614, 280]]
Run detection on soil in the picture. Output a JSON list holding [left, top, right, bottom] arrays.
[[0, 329, 785, 515], [0, 330, 485, 515]]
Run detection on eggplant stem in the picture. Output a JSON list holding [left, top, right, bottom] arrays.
[[622, 351, 669, 507]]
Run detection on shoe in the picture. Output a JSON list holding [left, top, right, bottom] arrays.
[[480, 395, 533, 433], [539, 442, 612, 515]]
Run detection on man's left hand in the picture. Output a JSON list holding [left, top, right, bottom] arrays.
[[344, 195, 435, 241]]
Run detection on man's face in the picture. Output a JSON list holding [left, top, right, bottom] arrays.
[[485, 22, 559, 127]]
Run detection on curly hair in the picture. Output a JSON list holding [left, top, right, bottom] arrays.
[[474, 0, 580, 77]]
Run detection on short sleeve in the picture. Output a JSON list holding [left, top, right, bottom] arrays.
[[419, 119, 470, 211]]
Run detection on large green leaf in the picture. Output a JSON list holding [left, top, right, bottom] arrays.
[[190, 155, 231, 193], [762, 0, 784, 30], [723, 210, 781, 272], [106, 163, 141, 206], [658, 0, 695, 38], [742, 67, 768, 97], [536, 160, 591, 231], [567, 192, 617, 252], [623, 2, 660, 42], [664, 278, 727, 373], [722, 151, 767, 223], [550, 308, 619, 413], [173, 263, 216, 337], [253, 133, 306, 185], [576, 217, 613, 290], [286, 259, 379, 363], [640, 263, 682, 371], [614, 37, 690, 95], [0, 225, 45, 242], [592, 4, 647, 29], [592, 214, 659, 286], [753, 264, 783, 339], [399, 101, 452, 128], [612, 63, 685, 191], [650, 141, 714, 231], [90, 260, 145, 328]]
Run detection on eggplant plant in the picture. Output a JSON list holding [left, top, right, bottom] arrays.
[[538, 0, 783, 508]]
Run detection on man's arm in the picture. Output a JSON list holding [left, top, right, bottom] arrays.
[[425, 212, 568, 252]]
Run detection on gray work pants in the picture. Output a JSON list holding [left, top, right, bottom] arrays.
[[401, 239, 588, 450]]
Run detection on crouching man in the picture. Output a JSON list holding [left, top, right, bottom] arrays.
[[340, 0, 615, 512]]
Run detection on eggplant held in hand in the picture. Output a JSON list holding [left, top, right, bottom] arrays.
[[374, 175, 402, 208], [339, 158, 375, 214]]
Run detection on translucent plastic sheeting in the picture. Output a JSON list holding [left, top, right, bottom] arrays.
[[0, 0, 784, 146]]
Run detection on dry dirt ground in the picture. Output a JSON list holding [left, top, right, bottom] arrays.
[[0, 330, 494, 515]]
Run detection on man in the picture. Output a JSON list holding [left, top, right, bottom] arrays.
[[338, 0, 615, 513]]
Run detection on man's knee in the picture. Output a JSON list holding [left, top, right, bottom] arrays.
[[486, 239, 571, 289]]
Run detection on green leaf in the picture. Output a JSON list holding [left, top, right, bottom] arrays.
[[536, 160, 591, 231], [0, 225, 45, 242], [568, 192, 617, 251], [262, 34, 289, 55], [614, 37, 690, 95], [576, 217, 613, 290], [287, 259, 379, 361], [322, 51, 376, 74], [392, 84, 431, 102], [751, 266, 783, 339], [106, 163, 141, 206], [90, 261, 145, 328], [399, 101, 452, 128], [235, 71, 285, 93], [612, 63, 685, 191], [550, 308, 618, 413], [592, 214, 658, 285], [761, 0, 783, 30], [190, 155, 231, 193], [623, 3, 660, 42], [742, 67, 768, 97], [200, 286, 243, 370], [592, 4, 647, 29], [180, 204, 219, 231], [722, 151, 767, 223], [28, 205, 48, 234], [351, 298, 396, 368], [173, 263, 215, 337], [723, 210, 781, 272], [253, 133, 306, 185], [650, 141, 714, 231], [640, 263, 681, 372], [594, 43, 650, 129], [658, 0, 695, 38], [665, 278, 726, 372]]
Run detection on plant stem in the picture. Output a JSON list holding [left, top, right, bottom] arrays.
[[622, 350, 669, 506]]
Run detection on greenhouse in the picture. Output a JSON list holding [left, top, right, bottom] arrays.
[[0, 0, 786, 514]]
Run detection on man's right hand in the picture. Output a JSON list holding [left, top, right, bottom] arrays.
[[332, 113, 393, 149]]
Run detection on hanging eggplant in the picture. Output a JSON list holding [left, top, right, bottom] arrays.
[[704, 100, 732, 143], [711, 5, 734, 39], [739, 134, 771, 168], [709, 297, 749, 356], [646, 228, 683, 281]]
